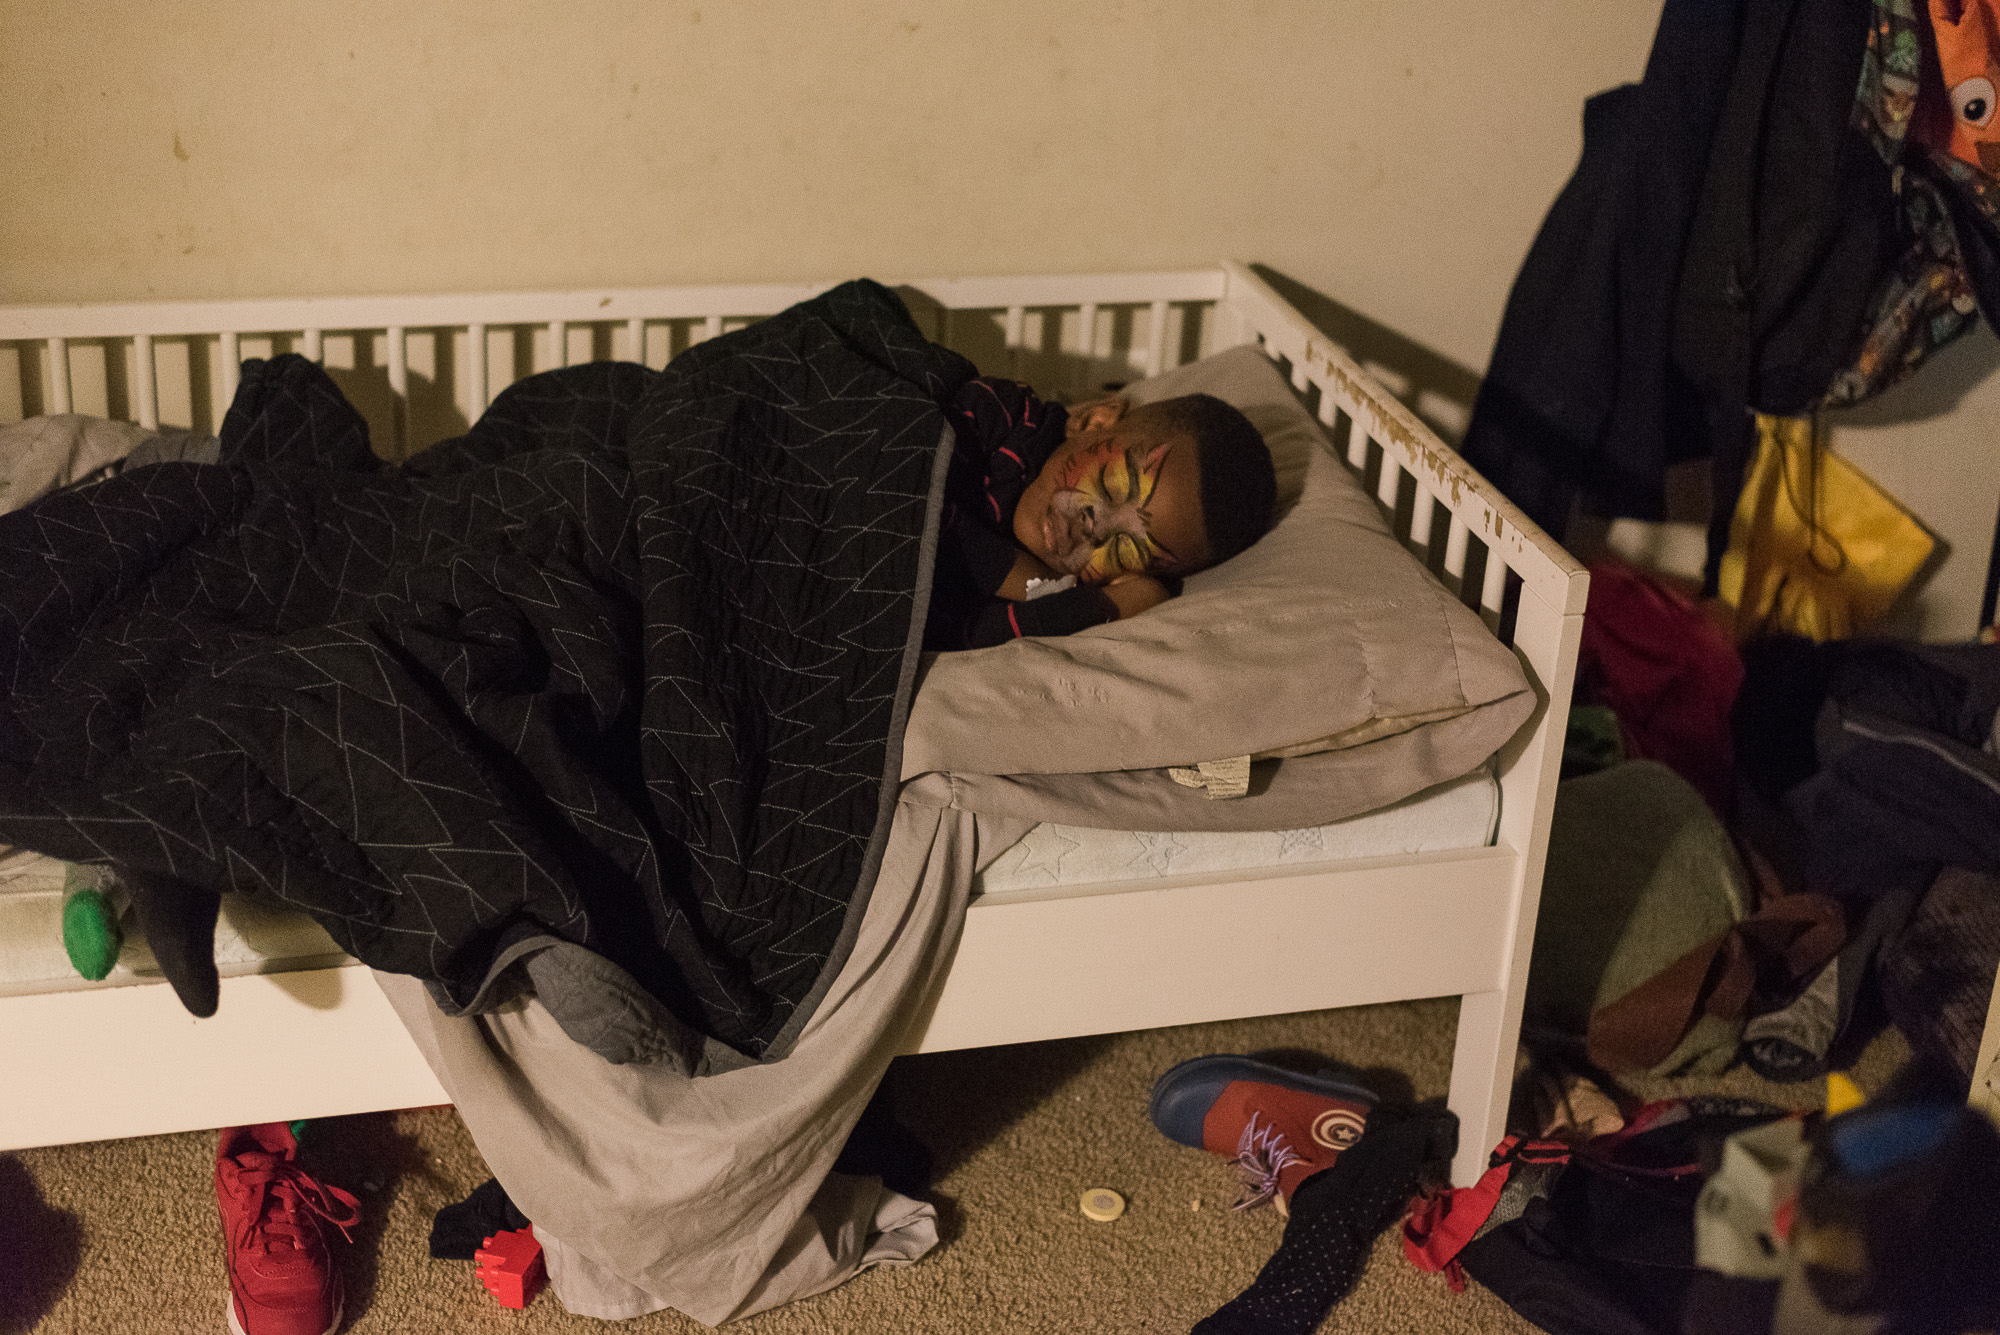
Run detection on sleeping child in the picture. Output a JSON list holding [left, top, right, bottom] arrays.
[[929, 378, 1278, 650]]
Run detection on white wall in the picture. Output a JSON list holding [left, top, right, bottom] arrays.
[[0, 0, 1658, 371], [5, 0, 1993, 637]]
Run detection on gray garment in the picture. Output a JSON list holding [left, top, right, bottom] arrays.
[[375, 775, 1014, 1326], [537, 1174, 938, 1322], [0, 414, 217, 515], [1743, 958, 1840, 1061]]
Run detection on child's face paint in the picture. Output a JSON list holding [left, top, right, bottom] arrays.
[[1043, 440, 1175, 583]]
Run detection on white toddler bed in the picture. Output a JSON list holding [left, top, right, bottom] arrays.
[[0, 262, 1586, 1188]]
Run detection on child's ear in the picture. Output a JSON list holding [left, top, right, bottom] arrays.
[[1065, 395, 1129, 438]]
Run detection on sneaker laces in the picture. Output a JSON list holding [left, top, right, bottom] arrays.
[[1232, 1112, 1303, 1211], [225, 1152, 362, 1256]]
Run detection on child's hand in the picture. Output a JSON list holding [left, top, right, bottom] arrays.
[[1101, 574, 1173, 619], [997, 548, 1061, 600]]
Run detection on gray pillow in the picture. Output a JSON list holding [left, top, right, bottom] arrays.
[[901, 345, 1533, 831]]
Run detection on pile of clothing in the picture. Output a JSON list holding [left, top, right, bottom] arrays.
[[1468, 0, 2000, 1092]]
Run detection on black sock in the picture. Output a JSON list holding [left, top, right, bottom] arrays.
[[429, 1178, 532, 1260], [1193, 1105, 1456, 1335], [833, 1081, 933, 1200]]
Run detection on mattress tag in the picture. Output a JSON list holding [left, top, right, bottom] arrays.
[[1168, 755, 1251, 800], [1024, 575, 1076, 601]]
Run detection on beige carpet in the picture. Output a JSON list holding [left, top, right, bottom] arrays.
[[3, 998, 1910, 1335]]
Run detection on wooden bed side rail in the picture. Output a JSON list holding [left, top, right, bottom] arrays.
[[0, 965, 447, 1151]]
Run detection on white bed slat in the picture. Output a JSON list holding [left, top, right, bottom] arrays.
[[1480, 547, 1508, 613], [386, 326, 407, 457], [220, 331, 239, 410], [1147, 299, 1169, 376], [1409, 484, 1436, 554], [548, 319, 565, 371], [133, 333, 158, 430], [1444, 514, 1470, 579], [1003, 304, 1026, 379], [46, 337, 71, 415], [704, 314, 723, 343], [468, 322, 488, 410], [304, 328, 323, 363], [1347, 426, 1370, 472], [1377, 453, 1402, 510], [1076, 302, 1098, 396], [626, 316, 644, 365], [386, 326, 407, 398]]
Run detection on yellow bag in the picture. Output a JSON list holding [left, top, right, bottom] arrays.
[[1717, 413, 1934, 642]]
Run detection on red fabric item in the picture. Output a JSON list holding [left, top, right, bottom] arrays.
[[1577, 559, 1744, 814], [1401, 1136, 1572, 1290]]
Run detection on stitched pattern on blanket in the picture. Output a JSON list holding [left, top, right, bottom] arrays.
[[0, 280, 968, 1060]]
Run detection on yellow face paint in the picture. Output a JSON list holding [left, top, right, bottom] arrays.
[[1048, 441, 1170, 584]]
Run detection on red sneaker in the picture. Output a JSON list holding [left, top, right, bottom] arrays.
[[215, 1123, 361, 1335], [1149, 1054, 1377, 1210]]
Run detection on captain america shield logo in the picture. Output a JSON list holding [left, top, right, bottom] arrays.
[[1311, 1107, 1366, 1150]]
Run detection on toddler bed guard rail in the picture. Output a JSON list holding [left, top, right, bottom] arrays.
[[0, 262, 1588, 1187]]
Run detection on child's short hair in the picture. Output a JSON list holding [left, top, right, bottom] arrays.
[[1145, 393, 1276, 566]]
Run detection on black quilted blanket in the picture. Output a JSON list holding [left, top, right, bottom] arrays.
[[0, 281, 971, 1067]]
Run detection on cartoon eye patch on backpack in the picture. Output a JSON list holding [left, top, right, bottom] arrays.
[[1924, 0, 2000, 176]]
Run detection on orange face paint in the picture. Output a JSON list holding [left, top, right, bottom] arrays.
[[1045, 441, 1171, 583]]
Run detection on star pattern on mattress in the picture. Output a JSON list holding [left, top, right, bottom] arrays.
[[0, 280, 972, 1057], [1131, 830, 1187, 876], [1009, 827, 1080, 883]]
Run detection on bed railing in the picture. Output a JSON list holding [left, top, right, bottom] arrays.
[[0, 271, 1227, 459], [0, 265, 1578, 637]]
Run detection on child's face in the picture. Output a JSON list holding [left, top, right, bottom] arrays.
[[1013, 397, 1210, 583]]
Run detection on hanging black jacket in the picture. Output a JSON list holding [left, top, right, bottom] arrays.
[[1461, 0, 1899, 590], [1458, 0, 1743, 540]]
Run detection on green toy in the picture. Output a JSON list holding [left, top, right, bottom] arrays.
[[60, 863, 125, 981]]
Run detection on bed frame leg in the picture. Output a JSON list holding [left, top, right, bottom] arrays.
[[1445, 988, 1518, 1187], [1973, 958, 2000, 1130]]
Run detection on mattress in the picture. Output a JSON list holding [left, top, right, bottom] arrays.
[[973, 766, 1498, 897], [0, 766, 1496, 996], [0, 849, 346, 998]]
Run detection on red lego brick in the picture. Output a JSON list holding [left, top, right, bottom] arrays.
[[474, 1224, 546, 1310]]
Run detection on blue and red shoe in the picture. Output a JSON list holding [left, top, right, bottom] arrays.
[[1149, 1054, 1378, 1210]]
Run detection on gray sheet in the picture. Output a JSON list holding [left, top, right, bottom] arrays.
[[376, 775, 1032, 1325]]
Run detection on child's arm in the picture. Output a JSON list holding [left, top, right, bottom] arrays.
[[1099, 574, 1174, 619]]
